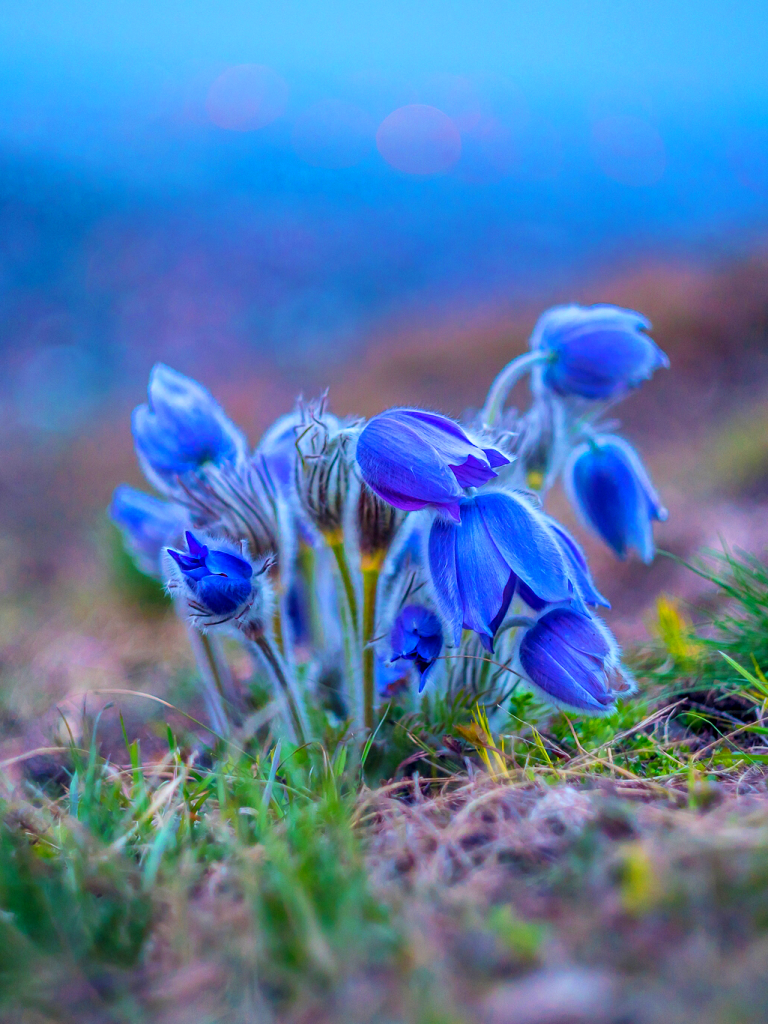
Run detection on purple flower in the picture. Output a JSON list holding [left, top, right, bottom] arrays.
[[565, 435, 667, 563], [167, 531, 253, 617], [109, 485, 188, 578], [390, 605, 443, 691], [517, 607, 633, 714], [132, 365, 245, 487], [532, 304, 668, 401], [427, 491, 572, 652], [356, 408, 509, 524]]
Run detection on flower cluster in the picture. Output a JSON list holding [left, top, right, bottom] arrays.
[[111, 303, 668, 744]]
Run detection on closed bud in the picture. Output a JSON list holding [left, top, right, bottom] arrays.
[[132, 364, 246, 491], [564, 434, 667, 563], [295, 400, 358, 539], [357, 481, 404, 567]]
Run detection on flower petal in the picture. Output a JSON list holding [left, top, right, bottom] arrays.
[[427, 518, 463, 645], [455, 499, 514, 652], [476, 492, 570, 603]]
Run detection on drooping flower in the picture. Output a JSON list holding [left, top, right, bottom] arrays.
[[531, 304, 668, 401], [356, 409, 509, 524], [564, 435, 668, 563], [427, 491, 572, 651], [546, 519, 610, 609], [390, 605, 443, 691], [109, 485, 188, 578], [166, 531, 254, 619], [132, 364, 246, 488], [517, 607, 634, 714]]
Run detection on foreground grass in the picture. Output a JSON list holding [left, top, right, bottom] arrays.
[[4, 548, 768, 1022]]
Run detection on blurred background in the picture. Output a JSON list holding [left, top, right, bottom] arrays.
[[2, 1, 768, 745]]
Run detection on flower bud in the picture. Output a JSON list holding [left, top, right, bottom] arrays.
[[356, 481, 404, 567], [531, 304, 668, 401], [109, 485, 187, 578], [295, 407, 357, 540], [132, 364, 246, 490], [516, 607, 634, 714], [564, 434, 667, 563]]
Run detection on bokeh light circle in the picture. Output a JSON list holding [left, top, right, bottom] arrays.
[[591, 115, 666, 187], [376, 104, 461, 176], [206, 64, 289, 131], [291, 100, 375, 169]]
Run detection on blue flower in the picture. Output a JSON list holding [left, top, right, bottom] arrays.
[[532, 304, 668, 401], [356, 408, 509, 524], [517, 607, 633, 714], [427, 491, 572, 652], [132, 364, 245, 486], [167, 531, 253, 617], [390, 605, 443, 691], [376, 657, 411, 700], [109, 485, 188, 578], [565, 435, 668, 563]]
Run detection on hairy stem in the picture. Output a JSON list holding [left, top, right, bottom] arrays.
[[330, 538, 360, 632], [251, 633, 307, 746], [185, 625, 231, 737], [481, 350, 549, 428], [362, 559, 382, 732]]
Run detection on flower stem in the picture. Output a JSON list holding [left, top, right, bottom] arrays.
[[184, 625, 231, 737], [330, 537, 359, 631], [481, 351, 549, 427], [361, 557, 382, 732], [251, 632, 307, 747]]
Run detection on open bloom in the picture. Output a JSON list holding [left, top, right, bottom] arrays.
[[565, 435, 667, 563], [356, 408, 509, 524], [427, 491, 573, 651], [517, 607, 633, 714], [390, 605, 443, 691], [166, 531, 254, 618], [109, 485, 188, 578], [132, 364, 245, 487], [532, 304, 668, 401]]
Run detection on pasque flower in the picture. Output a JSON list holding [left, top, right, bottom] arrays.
[[132, 364, 245, 487], [565, 435, 667, 563], [356, 408, 509, 524], [109, 485, 188, 578], [517, 607, 633, 714], [428, 491, 573, 651], [390, 605, 443, 691], [166, 531, 254, 618], [532, 304, 668, 401]]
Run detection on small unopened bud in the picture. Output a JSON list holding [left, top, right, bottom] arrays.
[[295, 401, 358, 539], [357, 481, 404, 568]]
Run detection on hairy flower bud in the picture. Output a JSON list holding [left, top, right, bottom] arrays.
[[356, 481, 404, 567], [531, 304, 668, 401], [132, 364, 246, 490], [516, 607, 634, 715], [295, 404, 358, 539], [564, 434, 667, 563]]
